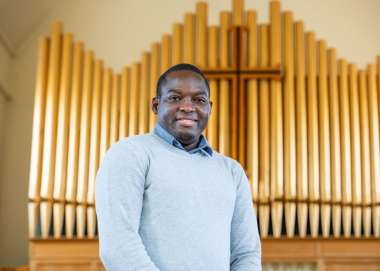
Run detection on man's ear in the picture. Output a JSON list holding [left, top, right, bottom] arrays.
[[151, 97, 159, 114], [208, 100, 213, 116]]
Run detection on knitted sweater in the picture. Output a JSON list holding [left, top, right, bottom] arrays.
[[95, 132, 261, 271]]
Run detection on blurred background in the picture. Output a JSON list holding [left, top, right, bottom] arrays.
[[0, 0, 380, 270]]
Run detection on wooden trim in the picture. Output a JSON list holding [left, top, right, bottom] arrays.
[[30, 239, 380, 270]]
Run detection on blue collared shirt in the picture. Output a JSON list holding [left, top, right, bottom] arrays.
[[154, 123, 213, 157]]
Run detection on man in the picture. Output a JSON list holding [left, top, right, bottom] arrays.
[[95, 63, 261, 270]]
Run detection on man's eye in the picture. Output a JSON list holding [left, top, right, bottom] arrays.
[[168, 96, 181, 101], [194, 97, 207, 104]]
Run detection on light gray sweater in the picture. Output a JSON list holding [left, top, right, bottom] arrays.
[[95, 133, 261, 271]]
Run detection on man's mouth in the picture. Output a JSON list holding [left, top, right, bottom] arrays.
[[176, 118, 197, 127]]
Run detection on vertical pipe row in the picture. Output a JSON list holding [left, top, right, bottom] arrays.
[[29, 2, 380, 239]]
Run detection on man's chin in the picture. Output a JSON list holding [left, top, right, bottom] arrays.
[[174, 130, 197, 144]]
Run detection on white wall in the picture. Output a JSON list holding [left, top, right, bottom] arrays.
[[0, 39, 11, 265], [1, 0, 380, 266], [0, 39, 11, 141]]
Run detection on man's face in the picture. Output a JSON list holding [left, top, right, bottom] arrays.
[[152, 70, 212, 148]]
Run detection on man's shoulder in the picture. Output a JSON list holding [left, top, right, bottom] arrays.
[[211, 151, 244, 173], [119, 133, 156, 146], [105, 134, 156, 157]]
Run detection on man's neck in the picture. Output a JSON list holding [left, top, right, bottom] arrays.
[[180, 138, 200, 151]]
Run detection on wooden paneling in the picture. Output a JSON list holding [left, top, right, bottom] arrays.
[[30, 239, 380, 271]]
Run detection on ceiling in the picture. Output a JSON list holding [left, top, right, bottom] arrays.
[[0, 0, 56, 56]]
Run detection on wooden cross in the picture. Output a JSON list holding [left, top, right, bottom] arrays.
[[202, 26, 282, 166]]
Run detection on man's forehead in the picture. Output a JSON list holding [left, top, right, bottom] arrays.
[[164, 70, 208, 92], [165, 70, 205, 83]]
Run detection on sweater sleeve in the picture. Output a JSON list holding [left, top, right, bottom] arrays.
[[230, 161, 262, 271], [95, 140, 160, 271]]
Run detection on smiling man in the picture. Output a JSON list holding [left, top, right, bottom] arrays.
[[95, 63, 261, 271]]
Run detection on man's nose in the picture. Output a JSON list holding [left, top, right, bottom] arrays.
[[178, 97, 195, 112]]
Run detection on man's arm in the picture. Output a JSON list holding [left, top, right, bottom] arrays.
[[95, 140, 160, 271], [230, 161, 262, 271]]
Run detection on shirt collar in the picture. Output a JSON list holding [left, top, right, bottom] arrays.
[[154, 123, 213, 156]]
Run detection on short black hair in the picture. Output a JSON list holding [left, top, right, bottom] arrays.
[[156, 63, 210, 97]]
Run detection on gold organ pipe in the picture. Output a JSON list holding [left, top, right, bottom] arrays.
[[99, 68, 112, 161], [196, 2, 207, 68], [87, 60, 104, 238], [232, 0, 244, 26], [129, 63, 140, 136], [269, 0, 283, 238], [161, 34, 171, 72], [95, 66, 112, 234], [40, 22, 62, 238], [28, 37, 49, 238], [110, 74, 121, 143], [119, 67, 130, 139], [207, 26, 219, 150], [348, 64, 362, 237], [317, 40, 331, 238], [149, 43, 160, 131], [65, 42, 84, 238], [76, 50, 94, 238], [184, 13, 195, 64], [258, 24, 270, 237], [283, 11, 296, 237], [246, 10, 258, 212], [172, 24, 183, 65], [367, 64, 380, 237], [196, 2, 208, 136], [306, 32, 319, 237], [139, 53, 151, 134], [375, 57, 380, 237], [359, 70, 372, 237], [295, 21, 308, 237], [328, 48, 342, 238], [52, 33, 73, 238], [338, 59, 352, 238], [218, 11, 231, 157]]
